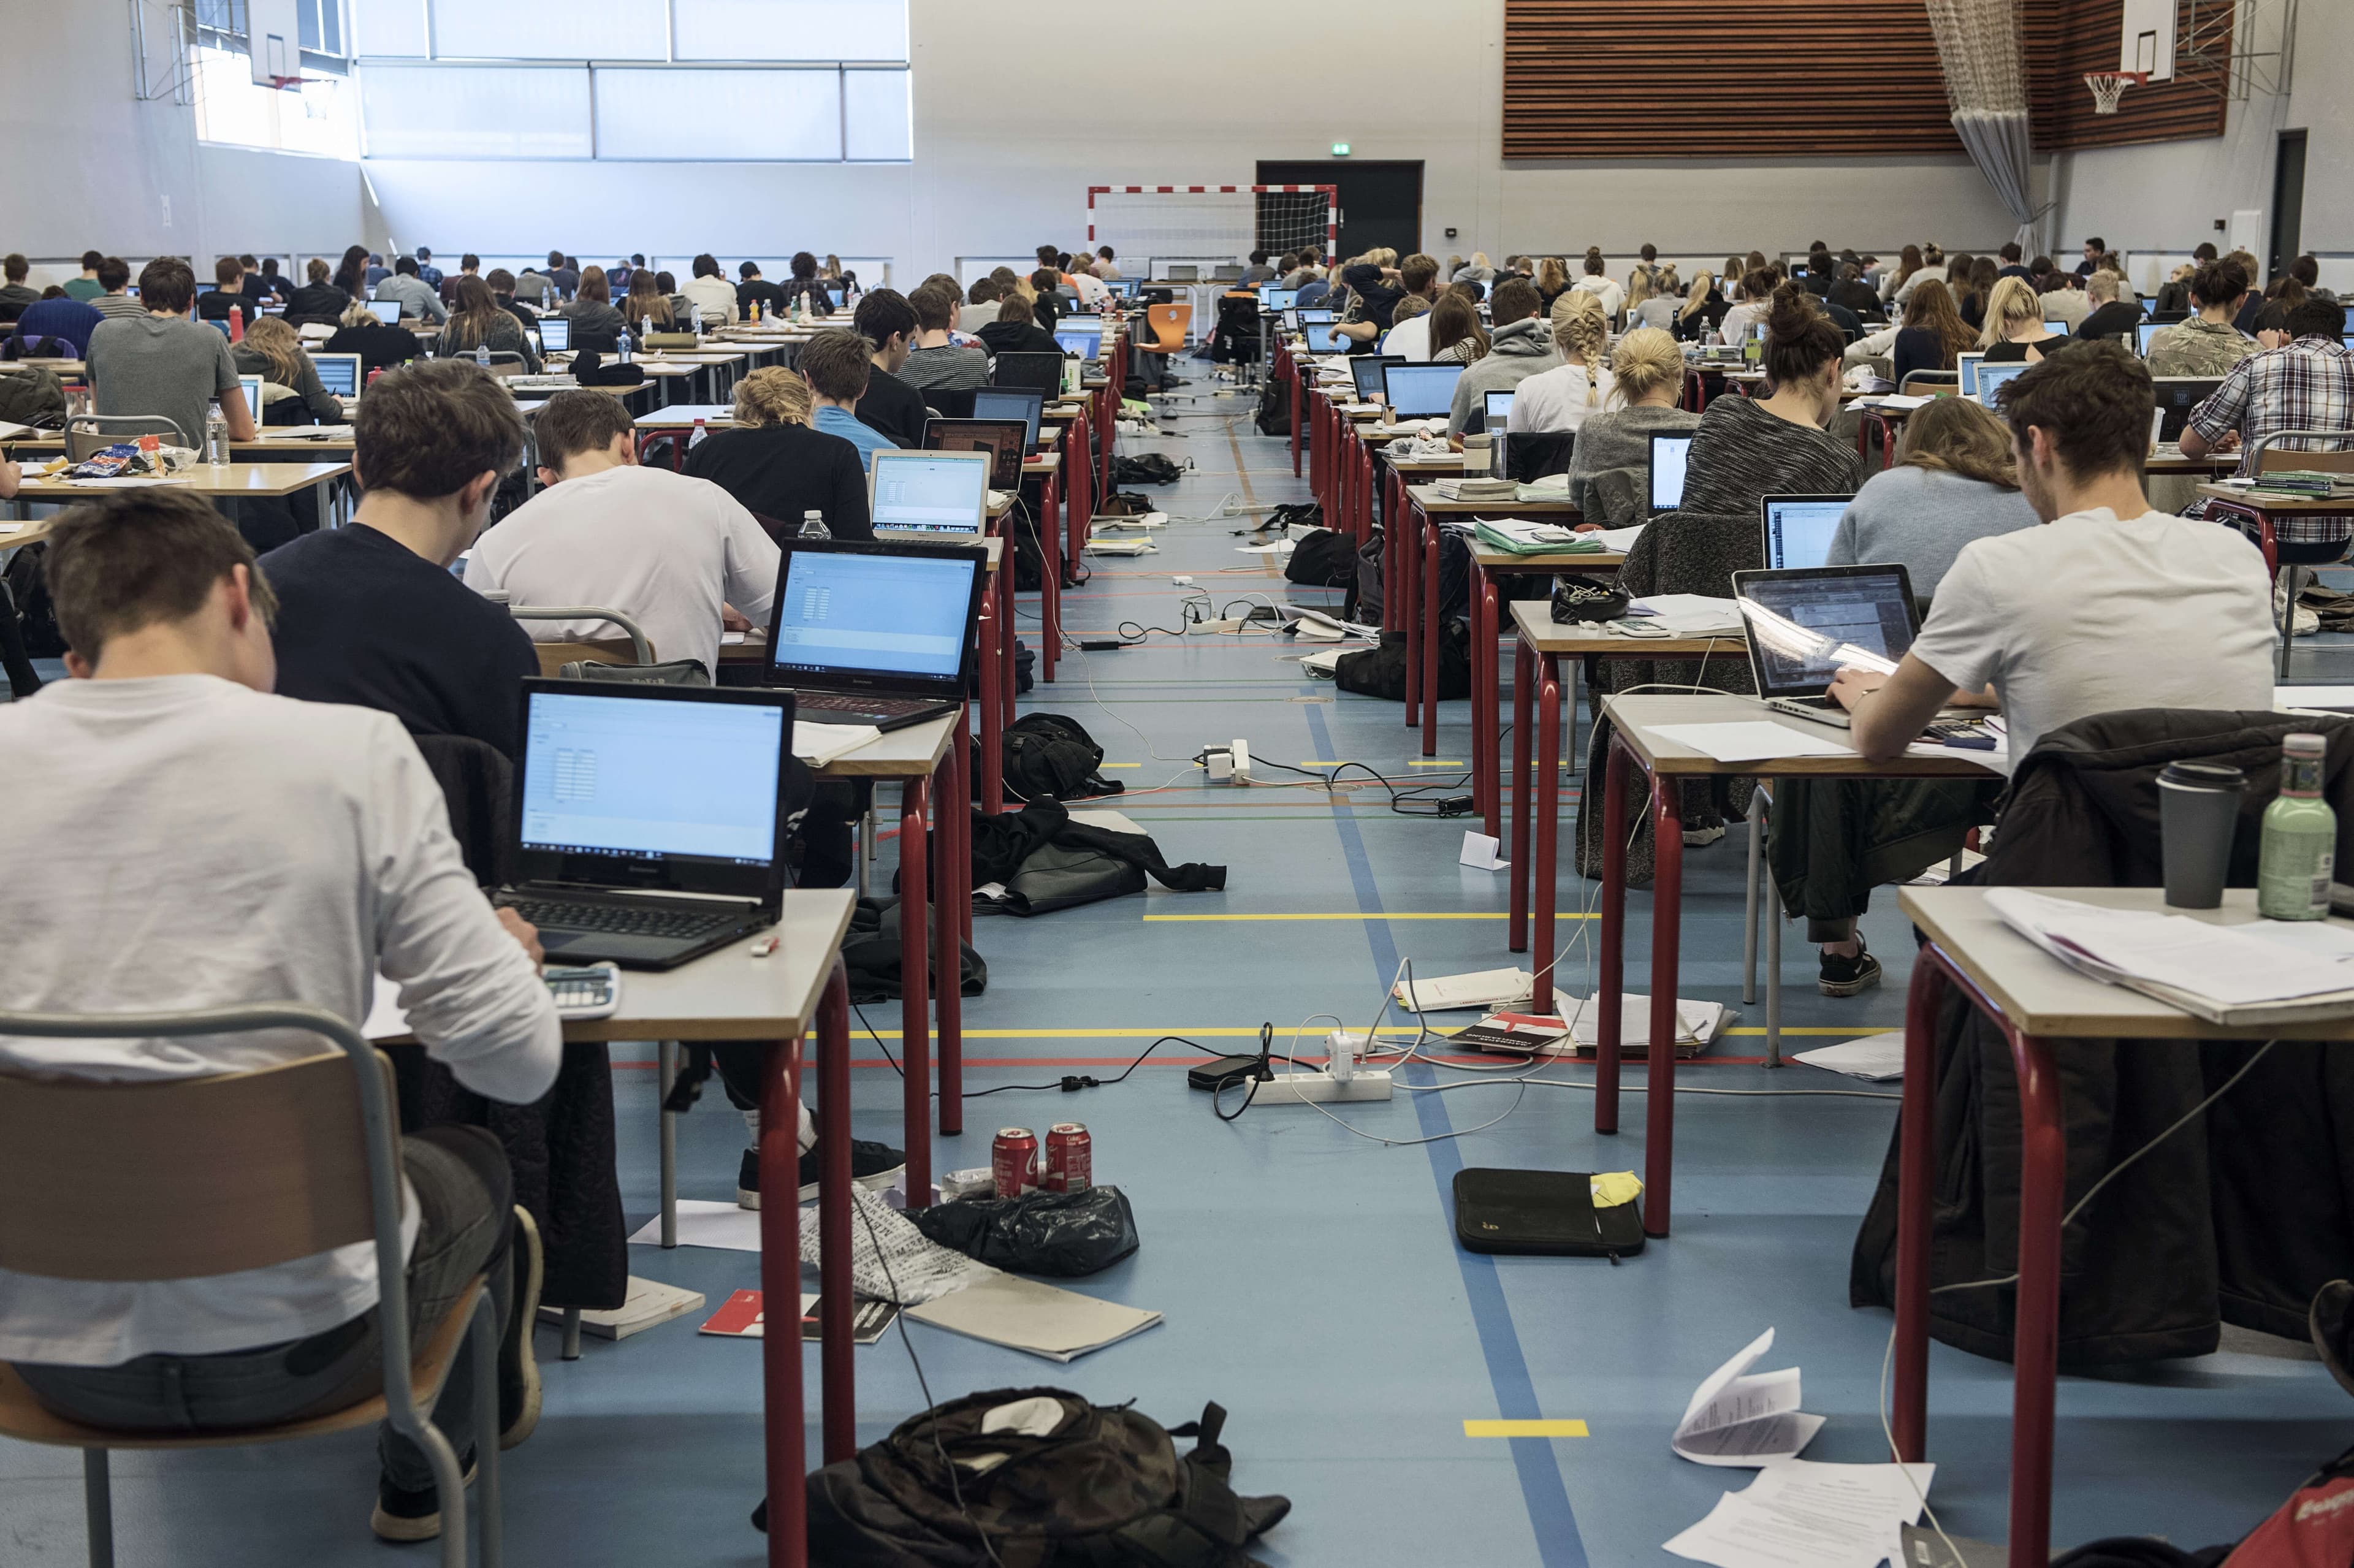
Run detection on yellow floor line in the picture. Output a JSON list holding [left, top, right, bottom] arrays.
[[1143, 911, 1579, 922], [1465, 1420, 1588, 1438]]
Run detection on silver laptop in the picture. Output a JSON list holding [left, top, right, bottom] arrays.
[[1956, 351, 1985, 400], [869, 449, 992, 537], [310, 354, 363, 401], [366, 299, 402, 324], [1759, 494, 1853, 571], [1973, 360, 2031, 409], [1730, 564, 1920, 729], [538, 315, 573, 353]]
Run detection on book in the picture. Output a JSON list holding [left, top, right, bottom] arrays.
[[696, 1288, 901, 1344], [904, 1273, 1161, 1363], [537, 1275, 705, 1342], [1449, 1011, 1575, 1056]]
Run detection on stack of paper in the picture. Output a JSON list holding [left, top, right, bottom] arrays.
[[1591, 523, 1648, 553], [1433, 476, 1519, 503], [1986, 888, 2354, 1026], [1628, 593, 1746, 635], [1666, 1459, 1937, 1568], [1791, 1035, 1906, 1081], [1672, 1328, 1824, 1466], [905, 1272, 1162, 1363], [1648, 721, 1856, 763], [794, 721, 882, 767], [1473, 519, 1600, 555], [1393, 967, 1534, 1013], [1563, 994, 1729, 1057], [539, 1276, 704, 1341]]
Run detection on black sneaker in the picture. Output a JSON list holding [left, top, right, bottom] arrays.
[[370, 1454, 476, 1543], [739, 1140, 908, 1208], [1818, 938, 1883, 997], [500, 1206, 543, 1451]]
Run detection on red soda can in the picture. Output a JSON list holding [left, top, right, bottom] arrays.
[[991, 1128, 1037, 1198], [1044, 1122, 1092, 1193]]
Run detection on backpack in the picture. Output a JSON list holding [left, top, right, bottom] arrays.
[[1253, 377, 1291, 437], [1282, 527, 1357, 589], [792, 1388, 1290, 1568], [2, 544, 67, 658], [1002, 713, 1123, 803], [1111, 453, 1186, 486], [0, 362, 66, 427], [1333, 624, 1471, 702]]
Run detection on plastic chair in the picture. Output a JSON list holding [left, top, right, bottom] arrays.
[[0, 1006, 504, 1568], [2203, 431, 2354, 676], [486, 598, 655, 676], [1142, 303, 1191, 355], [65, 414, 185, 460]]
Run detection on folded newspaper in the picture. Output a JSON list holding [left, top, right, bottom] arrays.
[[1984, 888, 2354, 1026]]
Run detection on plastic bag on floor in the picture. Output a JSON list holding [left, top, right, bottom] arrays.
[[908, 1186, 1141, 1277]]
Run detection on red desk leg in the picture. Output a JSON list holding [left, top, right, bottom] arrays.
[[1645, 771, 1685, 1237], [1532, 653, 1562, 999], [1596, 739, 1629, 1136], [938, 742, 967, 1137], [760, 999, 814, 1566], [999, 564, 1016, 729], [1066, 421, 1091, 569], [1891, 953, 1945, 1462], [1040, 471, 1061, 683], [1290, 360, 1303, 476], [1360, 443, 1377, 541], [1402, 498, 1422, 729], [1383, 466, 1404, 631], [2006, 1027, 2066, 1568], [1477, 571, 1500, 837], [1508, 635, 1534, 953], [1421, 518, 1441, 756], [978, 579, 1003, 816], [812, 961, 854, 1467], [898, 775, 931, 1202]]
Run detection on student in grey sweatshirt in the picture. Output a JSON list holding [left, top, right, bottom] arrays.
[[1446, 278, 1560, 436], [1823, 394, 2040, 598]]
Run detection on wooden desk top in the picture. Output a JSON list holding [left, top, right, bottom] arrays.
[[1511, 598, 1734, 657], [6, 430, 359, 456], [2198, 483, 2352, 511], [812, 712, 959, 779], [1406, 483, 1579, 516], [1022, 452, 1061, 473], [634, 405, 735, 428], [1479, 545, 1625, 573], [2145, 451, 2240, 475], [1384, 453, 1471, 474], [0, 359, 84, 377], [1601, 693, 2001, 779], [9, 460, 351, 516], [1900, 886, 2354, 1041]]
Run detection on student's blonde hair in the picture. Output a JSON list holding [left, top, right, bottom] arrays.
[[1896, 394, 2019, 489], [337, 297, 380, 330], [1392, 293, 1433, 324], [732, 366, 814, 428], [1681, 270, 1716, 322], [241, 316, 308, 390], [1626, 267, 1655, 309], [1367, 247, 1398, 268], [2087, 268, 2122, 303], [1607, 327, 1683, 408], [1548, 292, 1609, 401], [1534, 256, 1569, 295], [1977, 276, 2043, 346]]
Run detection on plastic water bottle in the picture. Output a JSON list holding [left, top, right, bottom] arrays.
[[616, 332, 633, 365], [691, 302, 704, 335], [690, 416, 707, 449], [474, 341, 491, 370], [798, 509, 830, 541], [205, 403, 228, 467], [1490, 409, 1510, 479]]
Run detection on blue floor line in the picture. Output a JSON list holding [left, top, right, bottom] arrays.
[[1304, 701, 1590, 1568]]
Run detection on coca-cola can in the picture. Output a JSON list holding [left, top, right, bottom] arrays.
[[1044, 1122, 1092, 1192], [991, 1128, 1037, 1198]]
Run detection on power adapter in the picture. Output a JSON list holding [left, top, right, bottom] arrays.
[[1079, 639, 1127, 652], [1187, 1055, 1273, 1091]]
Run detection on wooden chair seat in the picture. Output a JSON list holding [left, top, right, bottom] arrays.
[[533, 638, 644, 677]]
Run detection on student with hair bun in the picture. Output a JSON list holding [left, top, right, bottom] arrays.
[[1571, 246, 1625, 324], [1563, 326, 1701, 525]]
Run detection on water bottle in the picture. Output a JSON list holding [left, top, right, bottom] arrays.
[[690, 416, 708, 449], [1490, 409, 1510, 479], [798, 509, 830, 541], [205, 403, 228, 468], [616, 332, 633, 365], [474, 341, 491, 370], [691, 302, 704, 335]]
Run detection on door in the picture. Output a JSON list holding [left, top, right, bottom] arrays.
[[2269, 129, 2306, 284], [1255, 160, 1423, 261]]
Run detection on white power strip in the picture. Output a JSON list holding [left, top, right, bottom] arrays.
[[1250, 1068, 1394, 1105], [1203, 738, 1253, 784]]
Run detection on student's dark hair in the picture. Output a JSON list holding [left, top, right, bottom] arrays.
[[1097, 245, 1115, 261], [2, 253, 26, 283], [2291, 255, 2320, 288], [212, 254, 240, 286], [853, 287, 916, 350], [2084, 235, 2106, 252], [2190, 259, 2249, 309], [1489, 276, 1541, 322], [535, 387, 637, 469], [39, 285, 63, 299], [547, 249, 565, 268], [692, 253, 721, 280], [2287, 298, 2348, 341], [460, 253, 479, 270], [655, 271, 676, 292], [1056, 252, 1072, 270], [798, 327, 874, 400], [907, 281, 956, 332], [353, 359, 525, 501], [260, 258, 279, 275], [2029, 254, 2054, 276], [1029, 268, 1059, 295], [42, 489, 275, 659], [1995, 340, 2151, 480], [790, 250, 818, 280], [135, 257, 193, 314], [1837, 262, 1862, 283], [97, 256, 131, 292], [1037, 245, 1059, 265], [1741, 267, 1778, 300], [1249, 249, 1269, 265], [969, 277, 1002, 306], [1426, 292, 1488, 361], [1999, 241, 2022, 263], [1762, 284, 1845, 386], [80, 249, 104, 271], [1640, 242, 1658, 262], [487, 267, 516, 292], [1400, 254, 1439, 293], [739, 260, 761, 278], [1582, 248, 1605, 276], [2193, 242, 2219, 261], [394, 256, 419, 276], [576, 266, 611, 304]]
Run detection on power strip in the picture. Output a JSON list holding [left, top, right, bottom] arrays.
[[1202, 739, 1253, 784], [1249, 1068, 1394, 1105]]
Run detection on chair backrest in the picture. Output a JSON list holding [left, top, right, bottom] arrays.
[[66, 413, 185, 460], [484, 351, 528, 378], [1896, 370, 1959, 397], [1146, 303, 1190, 352], [501, 603, 654, 666], [0, 1019, 394, 1282], [533, 638, 643, 676], [1504, 430, 1577, 484], [2255, 431, 2354, 474]]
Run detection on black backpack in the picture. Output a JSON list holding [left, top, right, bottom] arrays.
[[0, 361, 66, 427], [3, 544, 67, 658], [1111, 453, 1186, 486], [1282, 527, 1358, 589], [1252, 376, 1290, 437], [1333, 624, 1471, 702], [1003, 713, 1123, 803], [790, 1388, 1290, 1568]]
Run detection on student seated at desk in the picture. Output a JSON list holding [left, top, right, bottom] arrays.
[[468, 389, 780, 680], [2076, 268, 2144, 343], [680, 253, 740, 327], [324, 296, 425, 374], [0, 490, 560, 1545], [1888, 279, 1975, 383], [375, 256, 448, 328], [1823, 396, 2038, 596], [438, 277, 542, 375], [1716, 267, 1778, 348], [87, 257, 145, 322], [61, 249, 104, 302], [977, 287, 1062, 360], [1978, 276, 2067, 363], [1563, 327, 1700, 526], [2181, 299, 2354, 550], [899, 281, 989, 393], [1801, 344, 2274, 991], [2147, 259, 2256, 377], [799, 327, 902, 474], [233, 316, 345, 426], [1332, 262, 1404, 351], [263, 360, 541, 758], [8, 291, 104, 358], [1673, 270, 1726, 343], [486, 268, 539, 330], [1571, 248, 1625, 325], [196, 255, 251, 324], [1446, 277, 1558, 436], [87, 257, 258, 451], [850, 289, 932, 450], [284, 257, 352, 327], [1426, 291, 1488, 365], [557, 267, 627, 354], [1511, 292, 1615, 433], [620, 270, 674, 339], [681, 365, 872, 539], [1827, 262, 1882, 324]]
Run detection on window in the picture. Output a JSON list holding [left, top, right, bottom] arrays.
[[671, 0, 907, 63], [430, 1, 668, 61], [358, 64, 593, 159], [194, 45, 360, 157], [595, 69, 841, 160]]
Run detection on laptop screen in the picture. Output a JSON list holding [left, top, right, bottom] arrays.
[[1261, 287, 1300, 313], [1054, 331, 1098, 357], [2153, 376, 2223, 441], [1297, 308, 1335, 324], [1974, 360, 2030, 408], [922, 417, 1026, 488], [1734, 566, 1919, 698], [538, 315, 571, 352], [1382, 362, 1465, 420], [1956, 352, 1984, 399], [1484, 389, 1516, 428], [869, 450, 990, 535], [826, 286, 847, 310], [365, 299, 401, 324], [1350, 356, 1402, 402], [1649, 432, 1693, 511], [771, 548, 979, 683], [311, 355, 361, 398], [238, 376, 264, 421], [2138, 321, 2164, 355], [1761, 495, 1852, 571], [519, 687, 785, 867], [971, 388, 1043, 448], [1301, 321, 1347, 354]]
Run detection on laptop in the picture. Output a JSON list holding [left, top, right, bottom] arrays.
[[764, 539, 988, 729], [1382, 362, 1465, 421], [1260, 286, 1300, 313], [2153, 376, 2223, 442], [1106, 278, 1141, 300], [1165, 265, 1199, 283], [1211, 264, 1244, 281], [2138, 320, 2165, 356], [921, 417, 1027, 489], [1484, 389, 1517, 430], [826, 286, 847, 310], [1054, 327, 1102, 360], [1731, 565, 1921, 730], [538, 315, 571, 352], [1350, 354, 1405, 402], [238, 375, 264, 421], [493, 681, 791, 970], [1300, 321, 1347, 354], [1648, 432, 1694, 513], [311, 354, 363, 400], [991, 351, 1065, 397], [972, 386, 1045, 450], [1759, 494, 1853, 571], [1296, 307, 1336, 325], [869, 448, 993, 537], [365, 299, 402, 325], [1973, 360, 2030, 408], [1956, 351, 1985, 399]]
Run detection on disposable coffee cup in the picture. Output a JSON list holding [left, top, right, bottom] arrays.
[[2157, 761, 2246, 908]]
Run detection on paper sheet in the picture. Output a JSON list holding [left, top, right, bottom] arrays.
[[2278, 686, 2354, 712], [1672, 1328, 1825, 1467], [628, 1200, 763, 1252], [793, 720, 882, 767], [1593, 524, 1648, 553], [1296, 647, 1344, 675], [904, 1271, 1162, 1363], [1665, 1459, 1935, 1568], [1628, 593, 1745, 634], [1792, 1035, 1906, 1081], [1460, 831, 1509, 871], [1563, 995, 1727, 1051], [1648, 721, 1857, 763], [1986, 889, 2354, 1007], [1393, 967, 1534, 1013]]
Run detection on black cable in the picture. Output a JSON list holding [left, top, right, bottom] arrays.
[[965, 1032, 1300, 1098]]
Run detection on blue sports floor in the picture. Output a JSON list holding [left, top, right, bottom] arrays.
[[6, 370, 2354, 1563]]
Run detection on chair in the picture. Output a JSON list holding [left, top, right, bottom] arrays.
[[482, 352, 528, 379], [991, 352, 1064, 397], [0, 580, 41, 699], [0, 1007, 503, 1568], [64, 414, 185, 460], [1894, 370, 1958, 397], [1141, 303, 1191, 356], [1503, 430, 1575, 484], [487, 599, 655, 676], [2204, 431, 2354, 676]]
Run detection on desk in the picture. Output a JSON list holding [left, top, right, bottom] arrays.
[[5, 462, 353, 536], [1469, 548, 1623, 826], [1379, 451, 1468, 631], [1580, 694, 1997, 1235], [1403, 484, 1587, 756], [1889, 886, 2354, 1568]]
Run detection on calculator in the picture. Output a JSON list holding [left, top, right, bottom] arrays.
[[544, 964, 623, 1020]]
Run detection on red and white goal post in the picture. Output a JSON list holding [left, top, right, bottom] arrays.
[[1084, 186, 1338, 278]]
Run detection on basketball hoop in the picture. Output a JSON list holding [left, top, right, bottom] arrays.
[[2084, 71, 2146, 115], [267, 75, 313, 91]]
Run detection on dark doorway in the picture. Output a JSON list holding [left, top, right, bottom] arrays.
[[2269, 129, 2306, 284], [1255, 160, 1423, 261]]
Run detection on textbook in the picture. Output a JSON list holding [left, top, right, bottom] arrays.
[[538, 1276, 704, 1341]]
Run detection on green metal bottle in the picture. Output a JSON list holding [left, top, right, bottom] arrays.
[[2258, 733, 2336, 921]]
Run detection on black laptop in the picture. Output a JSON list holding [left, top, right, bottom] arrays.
[[493, 681, 793, 970], [971, 386, 1046, 451], [992, 352, 1065, 397], [922, 416, 1029, 489], [1729, 564, 1920, 729], [764, 538, 989, 730]]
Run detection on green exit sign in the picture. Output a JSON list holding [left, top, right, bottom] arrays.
[[1331, 142, 1350, 156]]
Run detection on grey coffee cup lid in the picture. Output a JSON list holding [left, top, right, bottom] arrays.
[[2158, 761, 2247, 790]]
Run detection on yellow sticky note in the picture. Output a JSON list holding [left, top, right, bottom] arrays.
[[1590, 1171, 1642, 1208]]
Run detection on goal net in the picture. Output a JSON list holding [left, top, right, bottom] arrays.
[[1087, 186, 1336, 275]]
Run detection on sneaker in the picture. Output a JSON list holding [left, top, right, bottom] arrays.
[[1818, 939, 1883, 998], [500, 1207, 543, 1451], [370, 1455, 476, 1543], [1682, 823, 1727, 848], [739, 1138, 909, 1208]]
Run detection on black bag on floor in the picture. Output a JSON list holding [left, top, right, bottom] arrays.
[[963, 637, 1033, 698], [964, 799, 1225, 916], [786, 1388, 1290, 1568], [1004, 713, 1123, 803], [1254, 375, 1291, 436], [1353, 528, 1384, 623], [1333, 624, 1470, 702], [1282, 527, 1357, 588], [1112, 453, 1186, 486], [908, 1186, 1141, 1276], [840, 896, 986, 1004]]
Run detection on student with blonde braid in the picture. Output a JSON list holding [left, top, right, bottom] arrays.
[[1509, 292, 1615, 433], [1563, 326, 1702, 525], [680, 366, 872, 538]]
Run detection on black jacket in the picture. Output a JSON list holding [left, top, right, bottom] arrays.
[[1851, 707, 2354, 1366], [856, 365, 932, 450], [495, 294, 539, 328], [978, 318, 1064, 359], [680, 422, 874, 539], [2078, 299, 2145, 341], [322, 321, 425, 372], [285, 282, 351, 324]]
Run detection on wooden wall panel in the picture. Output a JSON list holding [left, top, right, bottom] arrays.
[[2036, 0, 2231, 150]]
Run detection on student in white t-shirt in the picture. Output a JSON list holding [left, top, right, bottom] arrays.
[[467, 389, 780, 679], [1368, 254, 1443, 360], [1509, 292, 1616, 433]]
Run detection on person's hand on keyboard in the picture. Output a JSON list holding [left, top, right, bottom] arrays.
[[497, 906, 546, 966]]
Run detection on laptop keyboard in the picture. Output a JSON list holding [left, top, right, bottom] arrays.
[[795, 691, 942, 717], [500, 896, 744, 939]]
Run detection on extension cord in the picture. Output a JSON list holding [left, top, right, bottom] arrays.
[[1251, 1068, 1394, 1105], [1195, 617, 1247, 634]]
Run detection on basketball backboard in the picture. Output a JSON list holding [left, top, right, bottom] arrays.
[[2120, 0, 2177, 81], [248, 0, 300, 86]]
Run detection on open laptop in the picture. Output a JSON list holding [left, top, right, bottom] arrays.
[[493, 681, 791, 970], [365, 299, 403, 325], [1973, 360, 2030, 409], [1054, 324, 1102, 360], [972, 386, 1045, 450], [1956, 351, 1985, 399], [1731, 564, 1921, 729], [1295, 307, 1336, 325], [921, 417, 1027, 489], [991, 352, 1065, 397], [826, 286, 847, 311], [1760, 495, 1852, 571], [1484, 389, 1517, 430], [2137, 320, 2165, 356], [237, 375, 264, 422], [1106, 278, 1141, 301], [311, 354, 363, 401], [538, 315, 571, 352], [1383, 362, 1465, 421], [870, 448, 992, 538], [2153, 376, 2223, 441], [1260, 286, 1300, 313], [1350, 354, 1405, 402], [1164, 265, 1199, 283], [764, 539, 988, 729], [1649, 432, 1694, 513], [1211, 264, 1244, 281], [1300, 321, 1347, 354]]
